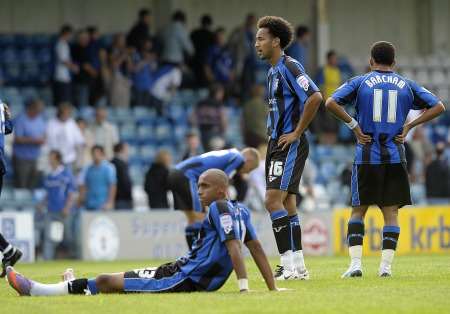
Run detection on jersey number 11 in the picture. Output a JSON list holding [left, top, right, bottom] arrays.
[[373, 89, 397, 123]]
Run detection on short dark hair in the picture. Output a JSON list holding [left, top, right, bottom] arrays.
[[172, 10, 186, 23], [296, 25, 309, 38], [113, 142, 126, 154], [92, 145, 105, 154], [50, 150, 63, 163], [60, 24, 73, 36], [87, 25, 98, 35], [327, 50, 337, 60], [139, 9, 150, 19], [257, 16, 294, 49], [200, 14, 212, 27], [371, 41, 395, 66]]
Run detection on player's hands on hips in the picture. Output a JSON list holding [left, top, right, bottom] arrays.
[[394, 124, 411, 144], [278, 131, 301, 150], [353, 126, 372, 145]]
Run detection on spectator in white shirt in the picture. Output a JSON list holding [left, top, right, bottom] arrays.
[[46, 102, 84, 169], [159, 10, 194, 65], [88, 106, 119, 160], [53, 25, 79, 106]]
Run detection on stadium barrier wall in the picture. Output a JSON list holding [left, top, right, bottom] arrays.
[[80, 211, 333, 260], [0, 211, 34, 262], [333, 206, 450, 256]]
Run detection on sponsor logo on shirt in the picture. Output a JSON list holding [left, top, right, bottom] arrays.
[[220, 214, 233, 234], [296, 75, 310, 91]]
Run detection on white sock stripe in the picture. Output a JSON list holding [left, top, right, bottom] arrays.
[[3, 244, 13, 254]]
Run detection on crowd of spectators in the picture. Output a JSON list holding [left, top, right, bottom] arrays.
[[0, 8, 449, 260]]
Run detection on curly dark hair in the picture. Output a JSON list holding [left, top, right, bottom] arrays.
[[257, 16, 294, 49]]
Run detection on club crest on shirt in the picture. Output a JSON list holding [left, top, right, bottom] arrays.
[[272, 77, 279, 91], [220, 214, 233, 234], [296, 75, 309, 91]]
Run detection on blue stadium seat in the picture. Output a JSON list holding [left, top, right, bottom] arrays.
[[21, 87, 39, 100], [154, 122, 172, 141], [129, 162, 145, 184], [22, 63, 40, 84], [120, 123, 137, 141], [38, 87, 53, 106], [1, 47, 19, 64], [19, 48, 36, 63], [137, 124, 154, 140], [36, 47, 51, 64], [0, 34, 15, 47], [14, 34, 33, 48], [30, 34, 52, 48], [139, 145, 156, 160]]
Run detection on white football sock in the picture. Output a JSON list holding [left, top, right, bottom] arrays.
[[293, 250, 306, 271], [30, 281, 69, 296], [380, 249, 395, 269], [349, 245, 362, 268], [280, 250, 293, 271]]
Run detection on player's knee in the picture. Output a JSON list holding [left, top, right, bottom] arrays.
[[264, 194, 282, 212], [96, 274, 113, 292]]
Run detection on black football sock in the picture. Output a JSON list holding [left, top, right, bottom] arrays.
[[0, 233, 10, 252], [289, 214, 302, 251], [270, 209, 291, 255], [347, 218, 364, 247], [382, 226, 400, 250]]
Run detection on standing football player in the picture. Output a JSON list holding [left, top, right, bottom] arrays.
[[255, 16, 322, 280], [0, 101, 22, 277], [325, 41, 445, 277]]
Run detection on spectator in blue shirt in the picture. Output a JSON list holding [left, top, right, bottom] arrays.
[[79, 145, 117, 211], [131, 38, 157, 107], [205, 27, 234, 85], [286, 25, 310, 68], [39, 150, 76, 260], [12, 99, 46, 189]]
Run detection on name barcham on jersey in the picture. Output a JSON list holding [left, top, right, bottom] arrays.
[[365, 74, 406, 89]]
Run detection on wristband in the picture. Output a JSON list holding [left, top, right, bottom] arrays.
[[238, 278, 249, 291], [345, 118, 358, 130]]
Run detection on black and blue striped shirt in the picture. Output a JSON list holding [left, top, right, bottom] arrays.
[[266, 55, 319, 139]]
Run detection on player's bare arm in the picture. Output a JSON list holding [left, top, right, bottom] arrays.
[[278, 91, 322, 150], [325, 97, 372, 145], [225, 239, 249, 292], [245, 239, 277, 291], [394, 102, 446, 143]]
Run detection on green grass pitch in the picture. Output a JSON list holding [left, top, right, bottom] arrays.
[[2, 255, 450, 314]]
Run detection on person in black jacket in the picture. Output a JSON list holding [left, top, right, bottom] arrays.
[[144, 150, 172, 209], [425, 142, 450, 204], [111, 142, 133, 210], [126, 9, 151, 50]]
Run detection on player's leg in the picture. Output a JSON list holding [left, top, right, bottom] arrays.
[[377, 163, 411, 277], [0, 175, 22, 278], [265, 189, 294, 279], [168, 170, 202, 249], [284, 194, 308, 279], [379, 205, 400, 277], [6, 266, 118, 296], [342, 164, 381, 278], [342, 205, 368, 278], [265, 137, 308, 280]]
